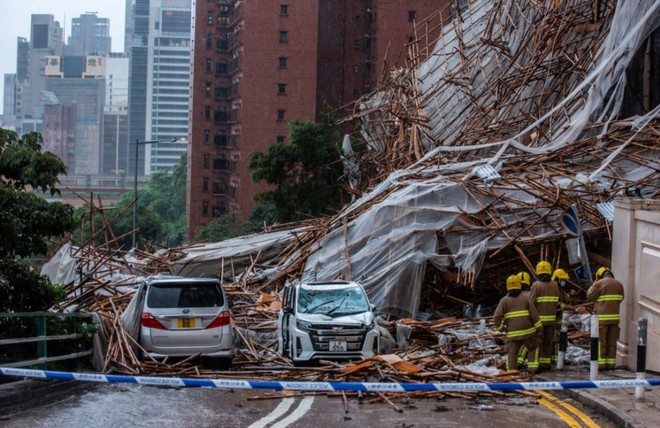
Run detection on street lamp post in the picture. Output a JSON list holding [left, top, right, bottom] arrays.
[[132, 137, 187, 248]]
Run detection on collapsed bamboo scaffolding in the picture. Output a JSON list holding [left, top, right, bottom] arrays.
[[40, 0, 659, 406]]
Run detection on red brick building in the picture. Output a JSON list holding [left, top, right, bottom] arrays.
[[188, 0, 450, 236]]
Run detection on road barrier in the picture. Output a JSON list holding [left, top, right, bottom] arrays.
[[2, 367, 659, 392]]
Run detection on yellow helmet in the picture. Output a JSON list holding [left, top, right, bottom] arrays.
[[536, 260, 552, 276], [595, 266, 612, 281], [518, 271, 531, 287], [552, 268, 569, 282], [506, 274, 521, 291]]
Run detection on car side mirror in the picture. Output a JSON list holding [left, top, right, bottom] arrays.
[[369, 303, 376, 311]]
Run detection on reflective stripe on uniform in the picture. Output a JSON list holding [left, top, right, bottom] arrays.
[[507, 326, 537, 339], [504, 310, 530, 319], [598, 314, 620, 321], [539, 315, 556, 322], [535, 296, 559, 303], [595, 294, 623, 302]]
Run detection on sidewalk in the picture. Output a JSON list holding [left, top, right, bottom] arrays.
[[536, 366, 659, 428]]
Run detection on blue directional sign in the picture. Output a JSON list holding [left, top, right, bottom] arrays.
[[560, 205, 580, 236], [574, 265, 589, 281]]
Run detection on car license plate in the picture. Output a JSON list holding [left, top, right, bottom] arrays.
[[329, 340, 347, 352], [178, 318, 195, 328]]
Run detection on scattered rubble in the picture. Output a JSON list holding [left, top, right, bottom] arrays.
[[37, 0, 659, 406]]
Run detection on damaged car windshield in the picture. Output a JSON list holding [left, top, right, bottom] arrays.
[[297, 285, 369, 316]]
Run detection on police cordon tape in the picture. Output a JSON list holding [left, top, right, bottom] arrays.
[[2, 367, 660, 392]]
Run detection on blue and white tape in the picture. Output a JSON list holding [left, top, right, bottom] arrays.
[[2, 367, 659, 392]]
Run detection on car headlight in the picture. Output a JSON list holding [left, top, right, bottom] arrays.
[[296, 320, 313, 330]]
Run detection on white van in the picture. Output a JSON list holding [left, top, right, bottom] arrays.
[[277, 280, 380, 364]]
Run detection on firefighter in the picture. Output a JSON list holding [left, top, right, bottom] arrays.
[[552, 268, 571, 303], [494, 274, 541, 374], [551, 268, 570, 363], [516, 271, 533, 367], [519, 271, 532, 294], [529, 260, 560, 371], [587, 267, 624, 370]]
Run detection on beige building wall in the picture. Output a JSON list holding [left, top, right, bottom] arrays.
[[612, 198, 660, 372]]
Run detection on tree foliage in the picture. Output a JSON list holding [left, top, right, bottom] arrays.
[[247, 107, 345, 223], [0, 130, 76, 311], [75, 154, 188, 249]]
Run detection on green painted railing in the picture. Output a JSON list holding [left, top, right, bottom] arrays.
[[0, 312, 97, 369]]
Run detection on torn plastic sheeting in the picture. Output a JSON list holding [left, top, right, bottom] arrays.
[[301, 181, 487, 317], [396, 323, 413, 348], [172, 228, 303, 279], [458, 357, 502, 376], [565, 345, 590, 365], [40, 242, 78, 285]]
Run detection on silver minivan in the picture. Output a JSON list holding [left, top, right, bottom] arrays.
[[139, 275, 233, 364]]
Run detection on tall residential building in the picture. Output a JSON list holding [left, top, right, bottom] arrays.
[[44, 55, 106, 175], [65, 13, 112, 56], [102, 54, 130, 176], [16, 37, 30, 84], [42, 100, 77, 169], [2, 74, 16, 127], [18, 15, 63, 128], [187, 0, 450, 236], [126, 0, 192, 181]]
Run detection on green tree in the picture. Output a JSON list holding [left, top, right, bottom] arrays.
[[75, 154, 188, 249], [0, 130, 76, 311], [191, 202, 275, 243], [248, 107, 345, 223]]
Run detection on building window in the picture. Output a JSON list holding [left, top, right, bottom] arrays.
[[280, 5, 289, 16], [205, 82, 212, 97], [207, 12, 213, 25], [278, 83, 287, 95], [354, 40, 360, 49], [354, 66, 360, 74], [278, 56, 287, 68], [204, 129, 210, 144], [204, 106, 211, 120], [206, 34, 212, 49], [203, 177, 209, 191], [353, 89, 360, 99], [277, 136, 285, 144], [277, 109, 286, 121], [408, 10, 416, 22], [203, 154, 210, 169], [279, 31, 288, 43], [206, 59, 212, 73], [202, 201, 208, 216]]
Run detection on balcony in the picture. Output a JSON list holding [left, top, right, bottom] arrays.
[[212, 157, 236, 172], [213, 134, 238, 149]]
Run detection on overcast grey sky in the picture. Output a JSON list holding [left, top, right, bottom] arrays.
[[0, 0, 126, 114]]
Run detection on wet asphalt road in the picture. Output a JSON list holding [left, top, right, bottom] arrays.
[[0, 382, 614, 428]]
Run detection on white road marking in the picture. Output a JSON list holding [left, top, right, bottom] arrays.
[[247, 397, 295, 428], [270, 396, 315, 428]]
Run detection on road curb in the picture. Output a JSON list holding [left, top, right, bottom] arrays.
[[535, 373, 643, 428], [562, 388, 643, 428], [0, 378, 92, 415]]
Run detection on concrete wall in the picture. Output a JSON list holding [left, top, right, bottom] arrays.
[[612, 198, 660, 373]]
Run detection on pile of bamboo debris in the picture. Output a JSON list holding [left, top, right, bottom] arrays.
[[40, 0, 658, 402]]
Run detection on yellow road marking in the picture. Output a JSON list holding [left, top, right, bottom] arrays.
[[539, 395, 582, 428], [538, 391, 601, 428]]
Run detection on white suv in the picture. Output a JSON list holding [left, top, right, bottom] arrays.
[[277, 280, 380, 364]]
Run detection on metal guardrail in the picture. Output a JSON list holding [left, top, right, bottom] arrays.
[[0, 312, 96, 369]]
